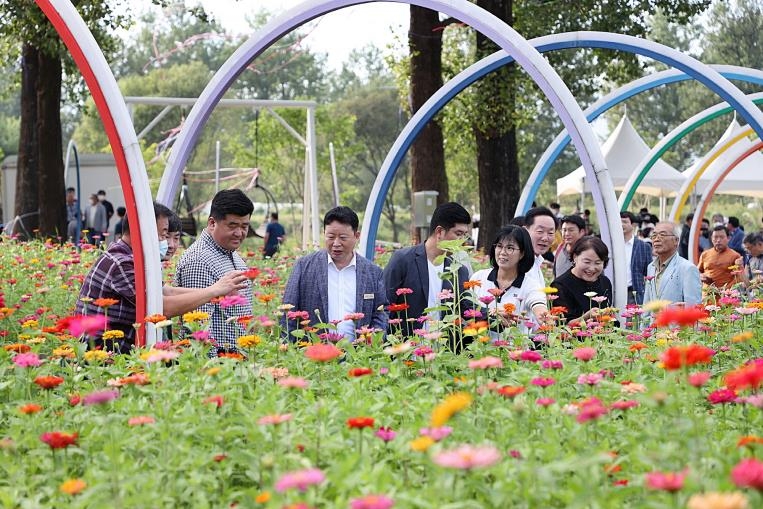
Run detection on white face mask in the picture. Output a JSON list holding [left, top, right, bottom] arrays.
[[158, 239, 169, 258]]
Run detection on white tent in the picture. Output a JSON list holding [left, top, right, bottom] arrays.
[[687, 119, 763, 198], [556, 114, 685, 198]]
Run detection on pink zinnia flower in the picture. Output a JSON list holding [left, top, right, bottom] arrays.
[[536, 397, 556, 407], [67, 314, 108, 336], [278, 376, 309, 389], [610, 400, 639, 411], [479, 295, 495, 305], [257, 413, 293, 426], [433, 444, 501, 470], [645, 469, 688, 492], [577, 373, 603, 386], [344, 312, 365, 321], [219, 294, 248, 308], [468, 356, 503, 370], [576, 397, 608, 423], [128, 415, 155, 426], [541, 359, 564, 370], [687, 371, 712, 388], [145, 350, 180, 363], [419, 426, 453, 442], [350, 495, 395, 509], [82, 389, 119, 406], [572, 347, 597, 362], [395, 288, 413, 296], [731, 458, 763, 490], [375, 426, 397, 442], [274, 468, 325, 492], [463, 309, 482, 319], [708, 389, 738, 405], [12, 352, 42, 368]]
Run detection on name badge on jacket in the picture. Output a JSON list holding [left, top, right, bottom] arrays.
[[363, 293, 374, 300]]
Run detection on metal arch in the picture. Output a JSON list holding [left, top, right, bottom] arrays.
[[669, 124, 758, 224], [687, 141, 763, 265], [35, 0, 162, 346], [523, 66, 763, 216], [158, 0, 628, 308]]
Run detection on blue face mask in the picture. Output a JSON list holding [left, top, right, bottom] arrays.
[[158, 239, 169, 258]]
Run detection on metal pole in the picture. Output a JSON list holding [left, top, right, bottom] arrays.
[[306, 107, 320, 245], [215, 140, 221, 194], [329, 142, 340, 207]]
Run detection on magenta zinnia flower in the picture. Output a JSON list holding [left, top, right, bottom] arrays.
[[731, 458, 763, 490], [274, 468, 325, 492], [432, 444, 501, 470], [12, 352, 42, 368], [374, 426, 397, 442], [82, 389, 119, 406], [68, 314, 108, 336], [419, 426, 453, 441], [350, 494, 395, 509], [219, 294, 248, 308]]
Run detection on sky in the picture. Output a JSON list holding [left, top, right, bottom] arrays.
[[196, 0, 410, 70]]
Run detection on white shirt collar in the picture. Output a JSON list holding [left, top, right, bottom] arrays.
[[327, 251, 357, 269]]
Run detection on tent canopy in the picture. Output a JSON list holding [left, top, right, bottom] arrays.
[[556, 113, 684, 198]]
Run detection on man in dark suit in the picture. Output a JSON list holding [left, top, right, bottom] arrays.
[[281, 206, 388, 340], [621, 211, 652, 305], [383, 202, 472, 338]]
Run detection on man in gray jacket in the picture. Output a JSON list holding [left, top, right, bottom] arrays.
[[643, 221, 702, 306]]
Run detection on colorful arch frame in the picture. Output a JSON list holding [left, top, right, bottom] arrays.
[[687, 141, 763, 264], [35, 0, 162, 346], [158, 1, 630, 307]]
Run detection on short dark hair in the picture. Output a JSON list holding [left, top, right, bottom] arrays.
[[489, 225, 534, 274], [429, 202, 471, 234], [712, 225, 729, 237], [549, 202, 560, 209], [571, 236, 609, 269], [66, 187, 75, 193], [508, 216, 525, 227], [324, 206, 359, 231], [686, 212, 695, 221], [123, 202, 173, 235], [561, 214, 586, 230], [524, 206, 557, 229], [270, 212, 279, 221], [620, 211, 638, 224], [210, 189, 254, 220], [97, 190, 106, 196], [701, 218, 710, 226], [744, 232, 763, 245], [116, 206, 126, 217], [728, 216, 740, 228], [168, 213, 182, 233]]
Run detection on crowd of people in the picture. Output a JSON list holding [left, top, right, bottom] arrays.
[[73, 189, 763, 355]]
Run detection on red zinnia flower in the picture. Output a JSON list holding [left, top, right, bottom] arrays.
[[725, 359, 763, 392], [40, 431, 78, 449], [653, 306, 708, 327], [347, 417, 375, 429], [660, 345, 714, 370], [203, 395, 225, 408], [348, 367, 373, 377], [707, 388, 737, 405], [387, 303, 410, 313], [243, 267, 261, 279], [645, 469, 687, 492], [34, 375, 64, 390]]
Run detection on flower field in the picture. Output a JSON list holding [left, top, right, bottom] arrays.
[[1, 238, 762, 508]]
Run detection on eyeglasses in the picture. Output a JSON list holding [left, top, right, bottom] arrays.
[[649, 232, 676, 240], [493, 243, 519, 253]]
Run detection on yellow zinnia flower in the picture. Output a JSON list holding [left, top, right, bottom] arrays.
[[182, 310, 210, 323], [83, 350, 110, 363], [431, 392, 473, 427], [237, 335, 261, 349], [410, 436, 435, 452]]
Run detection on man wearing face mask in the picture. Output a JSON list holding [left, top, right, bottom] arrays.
[[76, 202, 248, 353]]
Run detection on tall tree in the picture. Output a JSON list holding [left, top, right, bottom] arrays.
[[0, 1, 127, 239], [408, 7, 449, 230]]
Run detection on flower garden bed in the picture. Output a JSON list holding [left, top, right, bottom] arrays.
[[0, 238, 761, 508]]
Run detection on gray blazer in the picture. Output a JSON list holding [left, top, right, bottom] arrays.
[[281, 250, 388, 334], [643, 253, 702, 306]]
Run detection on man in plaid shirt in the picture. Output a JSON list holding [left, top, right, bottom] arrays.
[[77, 202, 248, 353], [174, 189, 254, 354]]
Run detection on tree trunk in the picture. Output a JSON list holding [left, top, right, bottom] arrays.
[[14, 43, 40, 237], [409, 6, 448, 241], [474, 0, 518, 250], [36, 50, 66, 240]]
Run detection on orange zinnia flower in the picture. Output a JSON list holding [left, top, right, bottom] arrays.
[[725, 361, 763, 392], [3, 343, 30, 353], [463, 280, 482, 289], [660, 344, 715, 370], [19, 403, 43, 414], [144, 314, 168, 324], [502, 303, 517, 315], [93, 298, 119, 308], [738, 435, 763, 448], [348, 367, 373, 377], [34, 375, 64, 389], [304, 343, 342, 362], [60, 479, 86, 495], [628, 342, 648, 353], [497, 385, 525, 398]]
